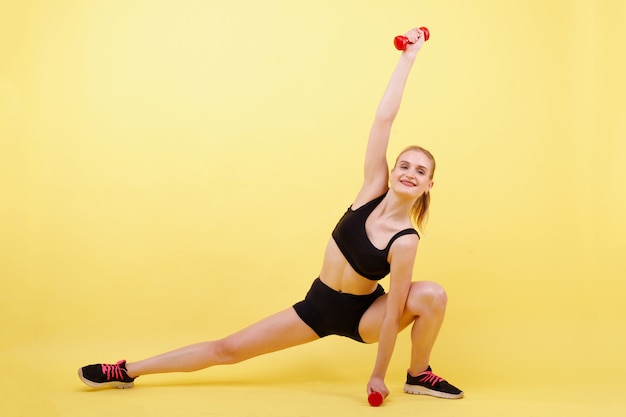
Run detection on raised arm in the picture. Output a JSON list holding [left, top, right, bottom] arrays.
[[355, 28, 426, 206]]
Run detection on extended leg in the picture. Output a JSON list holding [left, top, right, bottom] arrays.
[[125, 307, 319, 377]]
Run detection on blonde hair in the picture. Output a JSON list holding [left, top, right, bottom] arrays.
[[394, 146, 436, 232]]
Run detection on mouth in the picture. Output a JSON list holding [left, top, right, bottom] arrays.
[[400, 180, 416, 187]]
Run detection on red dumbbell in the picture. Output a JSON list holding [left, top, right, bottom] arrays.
[[394, 27, 430, 50], [368, 391, 383, 407]]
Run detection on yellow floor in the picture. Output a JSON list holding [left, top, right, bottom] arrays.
[[3, 335, 625, 417]]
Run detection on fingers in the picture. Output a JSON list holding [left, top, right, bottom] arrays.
[[404, 27, 424, 45], [367, 384, 390, 398]]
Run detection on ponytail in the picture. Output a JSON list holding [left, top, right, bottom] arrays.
[[411, 191, 431, 232]]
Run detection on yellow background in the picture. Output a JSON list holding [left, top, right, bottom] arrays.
[[1, 1, 625, 416]]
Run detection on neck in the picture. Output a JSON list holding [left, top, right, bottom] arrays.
[[378, 189, 416, 221]]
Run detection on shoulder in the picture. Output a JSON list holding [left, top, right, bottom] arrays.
[[391, 231, 419, 251], [388, 232, 419, 263], [388, 232, 419, 280]]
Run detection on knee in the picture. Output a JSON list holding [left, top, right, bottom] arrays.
[[407, 281, 448, 315], [213, 337, 240, 365]]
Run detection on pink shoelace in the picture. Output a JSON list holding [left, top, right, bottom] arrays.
[[101, 360, 127, 381], [417, 369, 445, 386]]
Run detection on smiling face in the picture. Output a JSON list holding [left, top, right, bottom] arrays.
[[390, 148, 435, 198]]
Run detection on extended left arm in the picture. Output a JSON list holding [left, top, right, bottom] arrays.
[[367, 234, 419, 397]]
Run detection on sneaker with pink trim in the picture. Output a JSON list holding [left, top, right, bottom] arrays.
[[404, 366, 463, 399], [78, 360, 135, 389]]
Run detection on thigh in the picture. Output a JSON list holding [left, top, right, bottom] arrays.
[[357, 283, 425, 344], [222, 307, 320, 362]]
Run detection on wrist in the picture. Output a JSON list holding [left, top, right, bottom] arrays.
[[370, 369, 387, 380], [399, 51, 418, 63]]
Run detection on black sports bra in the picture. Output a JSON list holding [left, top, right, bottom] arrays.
[[331, 192, 419, 280]]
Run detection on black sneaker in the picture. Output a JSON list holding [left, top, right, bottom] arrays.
[[78, 360, 135, 389], [404, 366, 463, 399]]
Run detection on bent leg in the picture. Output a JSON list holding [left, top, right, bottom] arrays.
[[358, 281, 448, 375], [125, 307, 319, 378]]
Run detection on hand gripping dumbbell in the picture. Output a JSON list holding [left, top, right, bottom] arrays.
[[394, 27, 430, 50]]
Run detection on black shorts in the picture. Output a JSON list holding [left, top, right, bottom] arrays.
[[293, 277, 385, 343]]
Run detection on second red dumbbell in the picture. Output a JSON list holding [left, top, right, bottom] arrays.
[[394, 27, 430, 50]]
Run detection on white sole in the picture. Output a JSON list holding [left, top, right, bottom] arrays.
[[403, 384, 464, 399]]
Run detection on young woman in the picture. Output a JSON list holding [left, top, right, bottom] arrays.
[[78, 27, 463, 400]]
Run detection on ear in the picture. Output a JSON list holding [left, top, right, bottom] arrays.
[[427, 181, 434, 193]]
